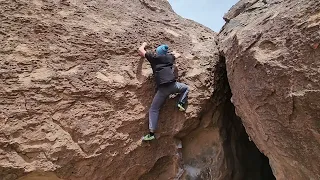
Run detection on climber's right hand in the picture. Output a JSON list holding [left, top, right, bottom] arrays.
[[171, 51, 181, 59]]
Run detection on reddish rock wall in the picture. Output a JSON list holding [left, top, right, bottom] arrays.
[[219, 0, 320, 179], [0, 0, 220, 179]]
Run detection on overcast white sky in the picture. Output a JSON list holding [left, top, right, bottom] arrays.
[[168, 0, 239, 32]]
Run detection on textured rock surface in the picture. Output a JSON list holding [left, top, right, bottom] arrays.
[[0, 0, 221, 179], [219, 0, 320, 179]]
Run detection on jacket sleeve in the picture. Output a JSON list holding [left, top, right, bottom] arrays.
[[145, 52, 153, 63]]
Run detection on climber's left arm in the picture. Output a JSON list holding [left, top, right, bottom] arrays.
[[138, 42, 147, 57]]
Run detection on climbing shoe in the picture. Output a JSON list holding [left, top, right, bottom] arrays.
[[142, 134, 155, 141], [177, 102, 186, 112]]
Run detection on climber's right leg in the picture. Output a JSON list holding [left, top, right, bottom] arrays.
[[143, 89, 168, 141], [174, 82, 189, 111]]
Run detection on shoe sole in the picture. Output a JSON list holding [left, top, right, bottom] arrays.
[[177, 104, 185, 111], [142, 137, 155, 141]]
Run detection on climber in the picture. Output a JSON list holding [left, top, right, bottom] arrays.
[[138, 42, 189, 141]]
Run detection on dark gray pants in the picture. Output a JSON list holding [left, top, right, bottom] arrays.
[[149, 82, 189, 132]]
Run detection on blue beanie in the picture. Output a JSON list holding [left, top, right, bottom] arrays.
[[156, 44, 169, 56]]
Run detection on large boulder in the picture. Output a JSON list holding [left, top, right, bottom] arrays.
[[0, 0, 220, 179], [219, 0, 320, 179]]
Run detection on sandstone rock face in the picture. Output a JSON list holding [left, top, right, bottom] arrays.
[[219, 0, 320, 179], [2, 0, 318, 179], [0, 0, 221, 179]]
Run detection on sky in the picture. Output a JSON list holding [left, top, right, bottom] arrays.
[[168, 0, 239, 32]]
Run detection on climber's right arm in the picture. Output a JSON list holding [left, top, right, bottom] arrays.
[[138, 42, 147, 57], [171, 51, 181, 59]]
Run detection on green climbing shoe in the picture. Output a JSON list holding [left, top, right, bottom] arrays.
[[177, 103, 186, 112], [142, 134, 155, 141]]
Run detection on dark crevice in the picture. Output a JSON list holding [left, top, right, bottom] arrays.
[[218, 54, 276, 180]]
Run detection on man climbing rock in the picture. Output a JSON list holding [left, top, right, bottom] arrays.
[[138, 42, 189, 141]]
